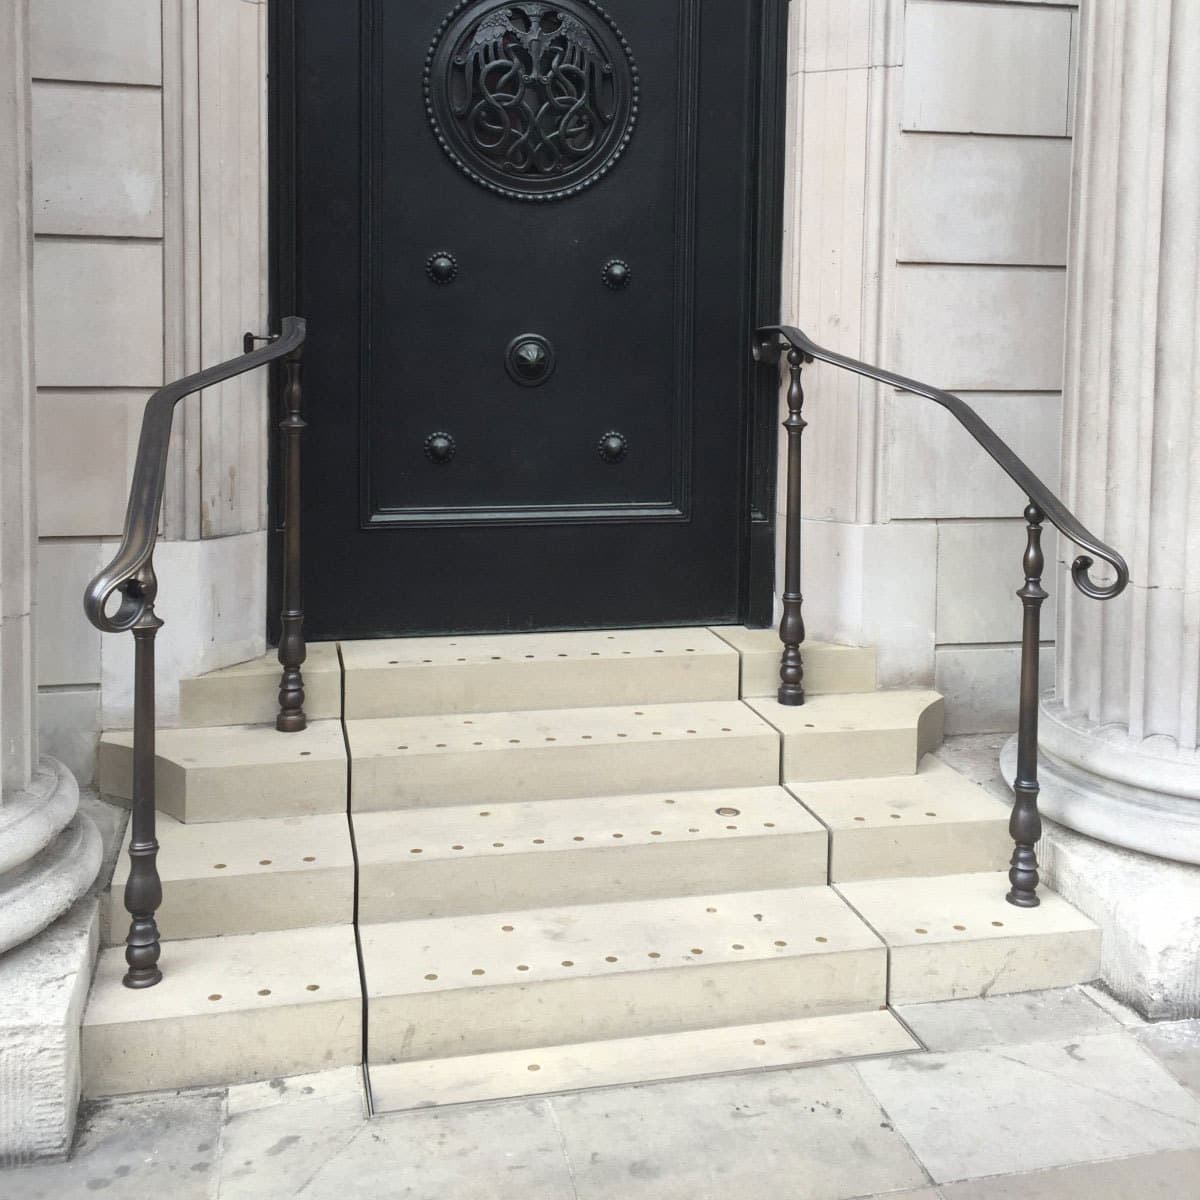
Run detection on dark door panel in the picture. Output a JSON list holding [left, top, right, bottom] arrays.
[[278, 0, 782, 639]]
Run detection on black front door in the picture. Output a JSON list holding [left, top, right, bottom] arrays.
[[276, 0, 784, 639]]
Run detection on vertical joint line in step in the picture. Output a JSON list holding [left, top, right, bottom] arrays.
[[337, 642, 374, 1115]]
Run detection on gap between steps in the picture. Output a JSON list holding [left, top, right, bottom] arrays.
[[335, 641, 375, 1116]]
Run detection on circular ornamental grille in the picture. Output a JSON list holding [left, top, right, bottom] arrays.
[[424, 0, 638, 201]]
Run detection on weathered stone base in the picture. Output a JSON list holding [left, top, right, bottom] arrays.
[[0, 897, 99, 1166], [1003, 736, 1200, 1020]]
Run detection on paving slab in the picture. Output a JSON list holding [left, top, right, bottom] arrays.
[[547, 1062, 932, 1200], [2, 1090, 224, 1199], [895, 987, 1122, 1052], [856, 1032, 1200, 1182], [1135, 1018, 1200, 1097], [291, 1097, 576, 1200], [939, 1147, 1200, 1197]]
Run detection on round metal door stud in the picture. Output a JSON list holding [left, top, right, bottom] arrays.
[[597, 431, 628, 463], [424, 431, 456, 463], [505, 334, 556, 387], [601, 259, 631, 289], [426, 251, 458, 284]]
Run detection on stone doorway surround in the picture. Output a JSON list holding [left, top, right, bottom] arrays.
[[0, 0, 102, 1167]]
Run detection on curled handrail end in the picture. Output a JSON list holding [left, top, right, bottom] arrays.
[[84, 569, 149, 634], [1070, 553, 1129, 601]]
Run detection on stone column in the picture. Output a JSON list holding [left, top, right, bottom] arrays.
[[0, 0, 102, 1165], [1007, 0, 1200, 1018]]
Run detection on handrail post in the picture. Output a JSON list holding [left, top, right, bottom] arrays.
[[276, 343, 307, 732], [778, 346, 809, 706], [1008, 502, 1047, 908], [123, 568, 164, 987]]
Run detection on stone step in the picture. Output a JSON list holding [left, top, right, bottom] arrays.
[[178, 642, 343, 728], [791, 756, 1011, 882], [710, 628, 877, 698], [355, 786, 827, 923], [98, 719, 347, 823], [745, 690, 944, 782], [347, 700, 780, 811], [102, 812, 355, 944], [82, 924, 362, 1097], [368, 1009, 917, 1113], [836, 871, 1101, 1005], [342, 627, 740, 718], [362, 885, 886, 1063]]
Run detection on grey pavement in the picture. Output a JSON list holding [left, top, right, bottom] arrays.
[[6, 984, 1200, 1199]]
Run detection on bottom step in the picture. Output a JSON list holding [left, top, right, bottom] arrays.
[[369, 1009, 918, 1113], [362, 886, 887, 1063]]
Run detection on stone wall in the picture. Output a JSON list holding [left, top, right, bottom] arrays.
[[31, 0, 270, 781], [781, 0, 1076, 731]]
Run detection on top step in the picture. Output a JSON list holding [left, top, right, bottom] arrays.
[[178, 628, 878, 726]]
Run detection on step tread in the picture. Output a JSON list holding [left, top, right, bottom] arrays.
[[361, 885, 881, 1000], [353, 786, 822, 864], [746, 689, 944, 733], [342, 627, 739, 717], [342, 626, 734, 669], [101, 717, 347, 771], [179, 643, 342, 726], [347, 698, 773, 755], [85, 923, 360, 1027], [837, 871, 1101, 1005], [368, 1009, 916, 1113], [709, 630, 877, 696], [793, 757, 1008, 830], [111, 811, 354, 884], [837, 870, 1099, 946]]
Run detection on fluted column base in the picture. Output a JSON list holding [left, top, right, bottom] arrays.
[[0, 756, 103, 1165], [1001, 734, 1200, 1019]]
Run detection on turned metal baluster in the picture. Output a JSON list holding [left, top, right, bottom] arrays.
[[778, 347, 810, 706], [123, 567, 164, 987], [276, 345, 307, 732], [1008, 502, 1047, 908]]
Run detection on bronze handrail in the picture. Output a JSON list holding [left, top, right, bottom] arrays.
[[754, 323, 1128, 910], [84, 316, 307, 633], [83, 316, 307, 988], [754, 324, 1129, 599]]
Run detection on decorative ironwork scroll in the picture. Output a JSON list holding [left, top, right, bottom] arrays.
[[425, 0, 638, 201]]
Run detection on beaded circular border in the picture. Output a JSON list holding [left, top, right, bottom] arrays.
[[423, 0, 639, 203]]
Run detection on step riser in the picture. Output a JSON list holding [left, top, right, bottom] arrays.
[[830, 823, 1011, 882], [345, 658, 739, 720], [352, 735, 779, 810], [98, 729, 347, 823], [83, 999, 362, 1098], [886, 933, 1101, 1005], [102, 869, 354, 944], [369, 950, 885, 1063], [358, 836, 827, 923]]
